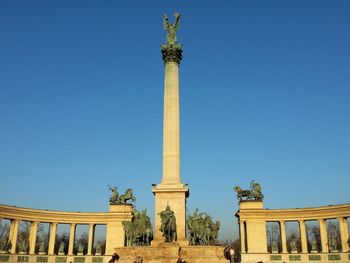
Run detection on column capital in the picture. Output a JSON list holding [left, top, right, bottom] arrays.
[[161, 44, 183, 64]]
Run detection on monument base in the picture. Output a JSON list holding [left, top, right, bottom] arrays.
[[151, 239, 189, 247], [114, 244, 227, 263]]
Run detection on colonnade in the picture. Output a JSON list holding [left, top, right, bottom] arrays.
[[3, 219, 98, 255], [236, 201, 350, 257], [0, 204, 133, 256], [239, 217, 349, 254]]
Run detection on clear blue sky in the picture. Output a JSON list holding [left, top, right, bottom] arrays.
[[1, 1, 349, 240]]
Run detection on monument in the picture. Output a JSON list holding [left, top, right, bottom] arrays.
[[151, 12, 189, 247]]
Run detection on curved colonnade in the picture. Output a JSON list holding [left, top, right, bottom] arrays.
[[236, 201, 350, 262], [0, 204, 132, 257]]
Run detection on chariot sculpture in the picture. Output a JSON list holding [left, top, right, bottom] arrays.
[[108, 185, 136, 204], [234, 180, 264, 201]]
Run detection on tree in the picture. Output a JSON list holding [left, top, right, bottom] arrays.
[[222, 239, 241, 262], [0, 220, 10, 251]]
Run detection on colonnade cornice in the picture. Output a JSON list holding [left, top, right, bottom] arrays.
[[237, 203, 350, 221], [0, 204, 132, 224]]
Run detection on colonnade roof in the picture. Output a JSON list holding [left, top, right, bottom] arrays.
[[0, 204, 133, 224], [236, 201, 350, 221]]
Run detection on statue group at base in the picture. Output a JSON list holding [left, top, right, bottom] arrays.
[[158, 205, 177, 242], [187, 208, 220, 245], [234, 180, 264, 201], [123, 209, 153, 246]]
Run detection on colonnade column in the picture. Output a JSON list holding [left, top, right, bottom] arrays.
[[239, 221, 246, 253], [299, 220, 308, 253], [48, 223, 57, 255], [68, 223, 76, 255], [319, 219, 328, 252], [280, 221, 287, 253], [29, 221, 38, 254], [9, 219, 19, 254], [87, 224, 95, 255], [338, 217, 349, 252]]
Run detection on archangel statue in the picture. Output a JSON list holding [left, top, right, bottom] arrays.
[[158, 205, 177, 242], [163, 12, 181, 45]]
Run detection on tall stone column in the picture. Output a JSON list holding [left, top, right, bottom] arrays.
[[338, 217, 349, 252], [319, 219, 328, 253], [280, 221, 287, 253], [48, 223, 57, 255], [87, 224, 95, 255], [29, 221, 38, 254], [68, 223, 76, 255], [152, 14, 189, 247], [299, 220, 308, 253], [9, 219, 19, 254]]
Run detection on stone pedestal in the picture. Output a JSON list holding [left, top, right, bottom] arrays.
[[152, 184, 189, 247], [114, 245, 227, 263], [238, 201, 267, 254], [105, 204, 133, 255]]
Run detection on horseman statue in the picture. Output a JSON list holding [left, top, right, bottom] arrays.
[[233, 180, 264, 201], [108, 185, 136, 204], [158, 205, 177, 242]]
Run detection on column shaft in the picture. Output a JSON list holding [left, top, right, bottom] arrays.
[[87, 224, 95, 255], [68, 224, 76, 255], [338, 217, 349, 252], [48, 223, 57, 255], [29, 221, 38, 254], [10, 220, 19, 254], [299, 220, 308, 253], [319, 219, 328, 253], [280, 221, 287, 253], [239, 221, 246, 253], [162, 61, 181, 185]]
